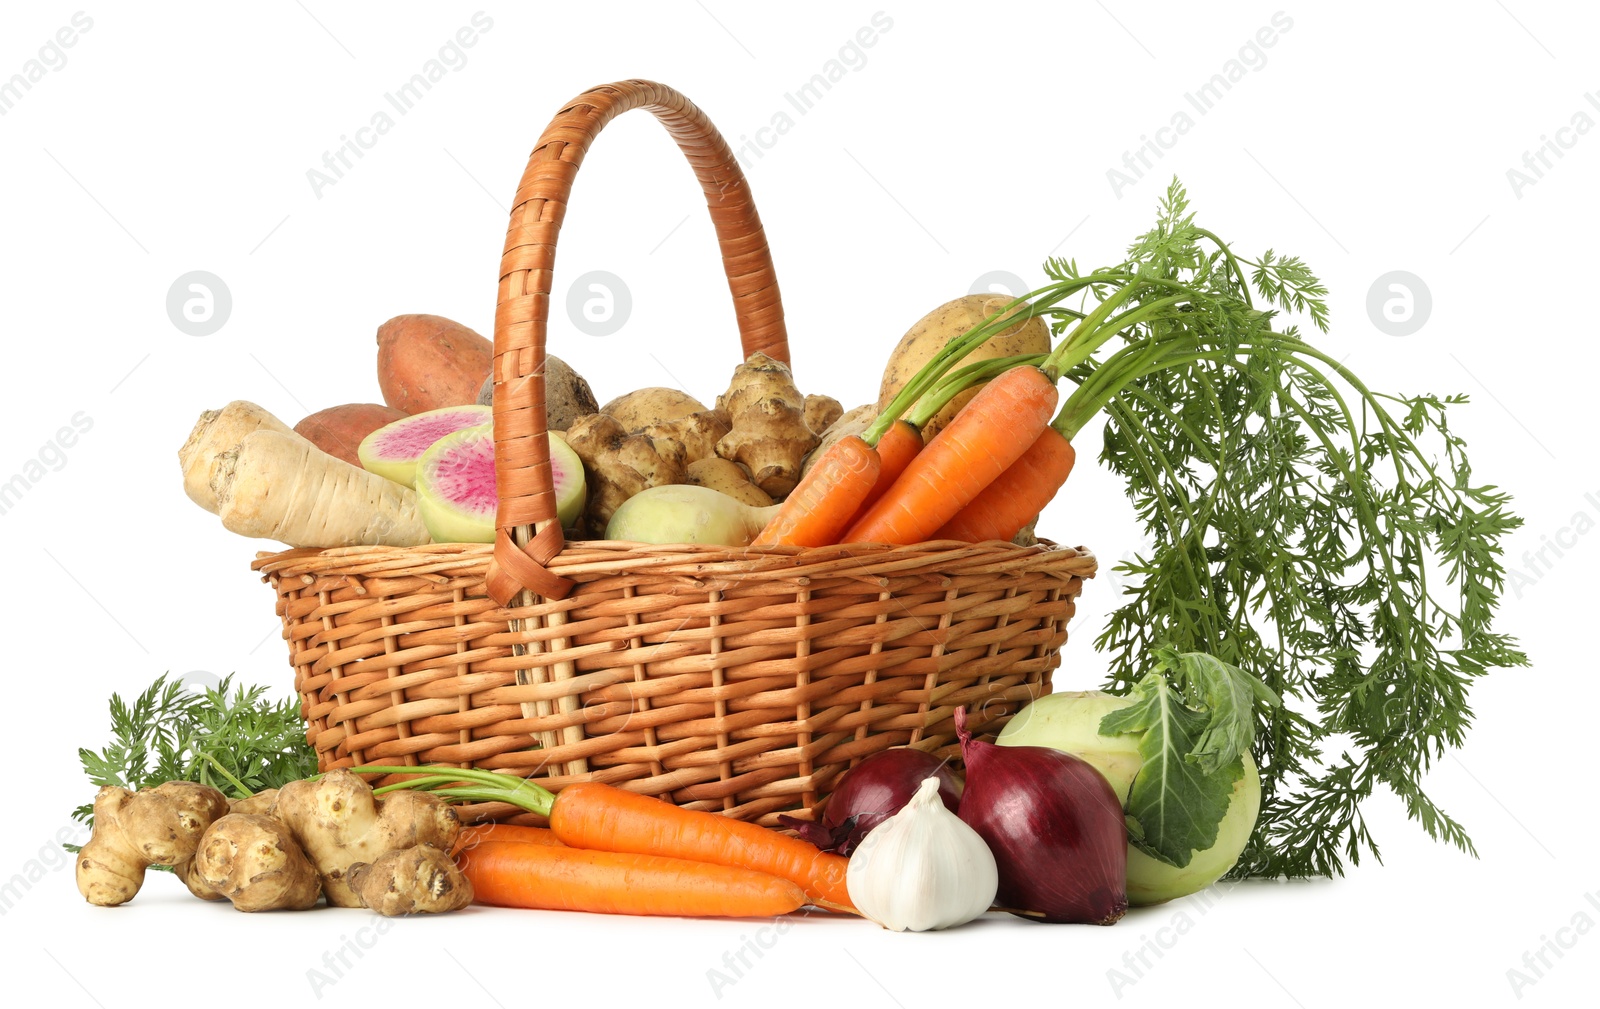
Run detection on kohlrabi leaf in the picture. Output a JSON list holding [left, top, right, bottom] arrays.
[[1158, 648, 1278, 776], [1099, 668, 1244, 867]]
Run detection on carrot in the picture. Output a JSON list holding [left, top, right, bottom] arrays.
[[847, 420, 922, 525], [360, 766, 858, 913], [456, 839, 807, 917], [843, 365, 1059, 545], [752, 434, 880, 547], [453, 823, 565, 854], [550, 783, 855, 912], [935, 426, 1077, 542]]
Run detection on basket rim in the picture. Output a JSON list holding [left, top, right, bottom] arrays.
[[253, 538, 1097, 587]]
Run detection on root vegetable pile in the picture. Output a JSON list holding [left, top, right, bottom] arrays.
[[75, 768, 470, 917], [178, 308, 853, 548]]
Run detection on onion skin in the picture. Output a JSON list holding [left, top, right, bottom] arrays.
[[779, 748, 962, 855], [955, 707, 1128, 924]]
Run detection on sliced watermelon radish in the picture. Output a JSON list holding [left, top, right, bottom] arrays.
[[357, 404, 491, 488], [414, 424, 586, 543]]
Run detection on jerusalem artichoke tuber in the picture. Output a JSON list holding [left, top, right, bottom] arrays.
[[716, 353, 819, 498], [273, 769, 461, 908], [76, 781, 230, 906]]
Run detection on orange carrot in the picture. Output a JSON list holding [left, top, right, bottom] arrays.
[[935, 426, 1077, 542], [550, 782, 855, 912], [457, 839, 808, 917], [847, 420, 922, 525], [453, 823, 565, 854], [364, 764, 856, 912], [753, 435, 881, 547], [843, 366, 1059, 545]]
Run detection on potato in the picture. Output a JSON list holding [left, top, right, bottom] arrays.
[[294, 403, 408, 467], [600, 387, 708, 431], [377, 314, 493, 414], [477, 353, 598, 432], [686, 457, 772, 508], [877, 294, 1051, 439]]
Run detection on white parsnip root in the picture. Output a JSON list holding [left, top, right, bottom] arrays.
[[211, 430, 431, 548], [178, 400, 295, 513]]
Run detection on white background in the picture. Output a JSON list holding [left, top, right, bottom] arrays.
[[2, 2, 1596, 1006]]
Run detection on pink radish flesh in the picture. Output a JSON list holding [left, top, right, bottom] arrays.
[[364, 408, 490, 462], [414, 426, 586, 542]]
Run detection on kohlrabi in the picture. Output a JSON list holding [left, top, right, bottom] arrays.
[[997, 651, 1274, 905]]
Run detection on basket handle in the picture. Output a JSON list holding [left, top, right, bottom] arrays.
[[486, 80, 789, 605]]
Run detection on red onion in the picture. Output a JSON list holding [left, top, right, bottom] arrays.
[[955, 706, 1128, 924], [778, 748, 962, 855]]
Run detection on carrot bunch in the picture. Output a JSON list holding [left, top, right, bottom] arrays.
[[753, 249, 1223, 550], [360, 766, 854, 919]]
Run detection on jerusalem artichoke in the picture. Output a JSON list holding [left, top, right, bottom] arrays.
[[75, 781, 230, 906], [347, 844, 474, 916], [716, 353, 819, 498], [193, 813, 322, 912], [273, 769, 461, 907]]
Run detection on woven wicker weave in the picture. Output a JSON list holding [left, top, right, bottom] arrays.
[[252, 80, 1096, 827]]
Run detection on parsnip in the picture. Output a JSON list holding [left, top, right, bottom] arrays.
[[178, 400, 295, 513], [211, 430, 431, 548]]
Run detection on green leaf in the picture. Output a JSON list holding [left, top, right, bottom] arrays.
[[1100, 669, 1244, 867], [1160, 648, 1277, 775], [70, 672, 319, 849]]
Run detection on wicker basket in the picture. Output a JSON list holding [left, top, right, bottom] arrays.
[[252, 80, 1096, 827]]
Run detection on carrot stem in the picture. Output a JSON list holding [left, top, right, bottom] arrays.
[[863, 272, 1124, 445], [353, 765, 556, 817], [906, 352, 1048, 430]]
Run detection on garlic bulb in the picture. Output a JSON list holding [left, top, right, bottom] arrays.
[[845, 776, 998, 931]]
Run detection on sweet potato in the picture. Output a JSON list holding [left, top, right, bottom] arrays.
[[377, 314, 493, 414], [294, 403, 408, 467]]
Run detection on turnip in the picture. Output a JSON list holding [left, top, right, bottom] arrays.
[[998, 690, 1262, 905], [604, 484, 778, 547]]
